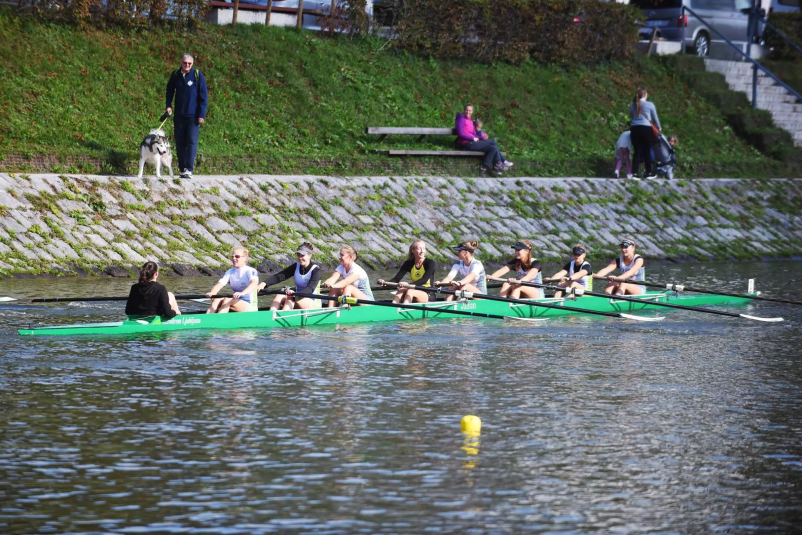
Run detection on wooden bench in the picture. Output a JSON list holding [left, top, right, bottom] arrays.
[[366, 127, 502, 157], [366, 127, 456, 143]]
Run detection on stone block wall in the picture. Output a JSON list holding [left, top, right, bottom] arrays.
[[0, 173, 800, 277]]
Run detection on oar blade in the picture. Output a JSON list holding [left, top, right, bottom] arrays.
[[0, 297, 18, 302], [739, 314, 784, 322], [619, 313, 664, 322], [503, 316, 549, 322]]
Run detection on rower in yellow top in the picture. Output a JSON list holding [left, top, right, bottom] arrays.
[[489, 240, 544, 299], [595, 237, 646, 295], [260, 242, 323, 311], [436, 240, 486, 301], [378, 240, 436, 303], [547, 243, 593, 298]]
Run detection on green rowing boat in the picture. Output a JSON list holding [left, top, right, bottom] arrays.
[[18, 291, 753, 336]]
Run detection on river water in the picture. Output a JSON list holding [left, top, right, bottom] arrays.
[[1, 261, 801, 534]]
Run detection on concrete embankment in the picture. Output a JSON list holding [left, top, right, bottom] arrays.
[[0, 173, 799, 278]]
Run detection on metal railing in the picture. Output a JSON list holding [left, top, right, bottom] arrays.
[[680, 4, 802, 109]]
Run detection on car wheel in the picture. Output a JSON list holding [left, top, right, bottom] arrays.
[[694, 33, 709, 57]]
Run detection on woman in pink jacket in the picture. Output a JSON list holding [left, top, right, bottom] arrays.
[[455, 104, 513, 175]]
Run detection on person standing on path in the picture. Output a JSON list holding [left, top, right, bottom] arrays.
[[165, 53, 208, 179], [629, 88, 660, 180]]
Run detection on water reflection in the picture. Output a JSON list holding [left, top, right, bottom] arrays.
[[1, 262, 802, 532]]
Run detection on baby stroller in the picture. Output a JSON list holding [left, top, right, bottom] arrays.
[[653, 133, 676, 179]]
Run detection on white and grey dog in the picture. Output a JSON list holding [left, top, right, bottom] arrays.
[[137, 129, 173, 178]]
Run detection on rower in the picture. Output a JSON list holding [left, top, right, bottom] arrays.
[[205, 246, 260, 313], [378, 239, 436, 304], [436, 240, 486, 301], [260, 242, 323, 311], [595, 237, 645, 295], [489, 240, 543, 299], [324, 245, 374, 306], [547, 243, 592, 298], [125, 261, 181, 318]]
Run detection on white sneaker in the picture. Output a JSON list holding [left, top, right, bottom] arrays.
[[626, 173, 633, 179], [645, 174, 657, 180], [627, 174, 640, 181], [502, 161, 513, 168], [614, 169, 619, 178]]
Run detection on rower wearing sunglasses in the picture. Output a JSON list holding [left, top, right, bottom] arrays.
[[260, 242, 323, 311], [205, 246, 260, 313], [595, 237, 645, 295], [547, 243, 592, 298]]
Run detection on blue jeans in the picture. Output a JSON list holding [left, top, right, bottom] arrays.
[[174, 117, 200, 172]]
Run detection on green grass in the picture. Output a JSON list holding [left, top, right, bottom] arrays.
[[0, 8, 774, 177]]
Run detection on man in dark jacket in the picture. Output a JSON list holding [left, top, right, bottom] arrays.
[[165, 53, 208, 179]]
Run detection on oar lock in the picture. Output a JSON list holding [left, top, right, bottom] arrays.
[[666, 284, 685, 292]]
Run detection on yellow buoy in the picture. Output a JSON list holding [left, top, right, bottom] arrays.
[[461, 415, 481, 436]]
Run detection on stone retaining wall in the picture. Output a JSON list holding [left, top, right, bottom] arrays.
[[0, 173, 800, 277]]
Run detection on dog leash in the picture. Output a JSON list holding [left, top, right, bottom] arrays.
[[157, 112, 171, 131]]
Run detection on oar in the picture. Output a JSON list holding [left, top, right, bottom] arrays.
[[370, 282, 503, 292], [303, 292, 546, 322], [3, 290, 285, 303], [637, 279, 802, 307], [393, 282, 663, 322], [489, 277, 783, 323]]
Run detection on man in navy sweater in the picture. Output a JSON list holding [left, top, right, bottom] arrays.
[[165, 53, 208, 179]]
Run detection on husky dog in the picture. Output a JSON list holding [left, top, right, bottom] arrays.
[[137, 129, 173, 178]]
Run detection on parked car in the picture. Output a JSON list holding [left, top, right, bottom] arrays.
[[632, 0, 753, 56]]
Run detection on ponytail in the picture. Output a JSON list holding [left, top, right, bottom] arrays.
[[634, 88, 647, 118], [139, 261, 158, 285]]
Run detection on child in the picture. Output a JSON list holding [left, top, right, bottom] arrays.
[[614, 130, 633, 179], [654, 134, 678, 180], [474, 119, 489, 141]]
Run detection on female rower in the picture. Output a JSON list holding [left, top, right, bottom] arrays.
[[377, 239, 435, 304], [125, 261, 181, 318], [489, 240, 544, 300], [260, 242, 323, 311], [436, 240, 487, 301], [205, 246, 260, 313], [324, 245, 375, 306], [547, 243, 593, 298], [595, 237, 645, 295]]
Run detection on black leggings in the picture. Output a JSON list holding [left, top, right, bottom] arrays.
[[630, 125, 654, 176]]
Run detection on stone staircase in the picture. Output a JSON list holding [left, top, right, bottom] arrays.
[[704, 59, 802, 147]]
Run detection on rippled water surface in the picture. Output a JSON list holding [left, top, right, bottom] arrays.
[[2, 262, 802, 534]]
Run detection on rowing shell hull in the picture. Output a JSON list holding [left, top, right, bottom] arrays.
[[17, 292, 754, 337]]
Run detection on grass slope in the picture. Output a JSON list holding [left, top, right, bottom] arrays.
[[0, 9, 773, 177]]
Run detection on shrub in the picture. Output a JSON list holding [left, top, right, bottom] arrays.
[[765, 13, 802, 62], [16, 0, 208, 28], [393, 0, 640, 65]]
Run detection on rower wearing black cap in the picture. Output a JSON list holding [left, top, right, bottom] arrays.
[[547, 243, 593, 298], [595, 237, 645, 295], [489, 240, 544, 299], [436, 240, 487, 301], [259, 242, 323, 310]]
